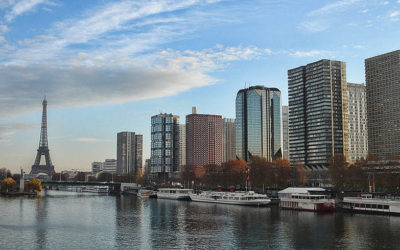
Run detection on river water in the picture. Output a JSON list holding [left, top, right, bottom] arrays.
[[1, 191, 400, 249]]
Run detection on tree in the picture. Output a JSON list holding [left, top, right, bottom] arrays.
[[97, 172, 112, 182], [221, 159, 247, 187], [25, 178, 42, 192], [180, 165, 196, 187], [273, 158, 291, 188], [293, 162, 307, 187], [249, 156, 270, 189], [1, 177, 16, 192], [136, 169, 143, 184], [329, 154, 348, 190], [74, 172, 86, 181], [0, 168, 10, 181]]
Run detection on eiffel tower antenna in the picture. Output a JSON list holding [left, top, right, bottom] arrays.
[[30, 96, 55, 176]]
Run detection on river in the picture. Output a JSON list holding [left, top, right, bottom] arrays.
[[1, 191, 400, 249]]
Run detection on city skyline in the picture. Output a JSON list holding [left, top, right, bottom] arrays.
[[1, 0, 400, 172]]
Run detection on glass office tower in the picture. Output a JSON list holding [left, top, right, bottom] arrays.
[[235, 85, 282, 162]]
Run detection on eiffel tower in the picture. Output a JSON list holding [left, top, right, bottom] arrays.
[[30, 96, 55, 176]]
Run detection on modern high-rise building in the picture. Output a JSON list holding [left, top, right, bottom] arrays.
[[235, 85, 282, 162], [186, 107, 223, 167], [347, 83, 368, 162], [150, 113, 180, 179], [223, 118, 236, 162], [103, 159, 117, 173], [288, 59, 348, 166], [179, 124, 186, 168], [91, 161, 103, 175], [282, 105, 290, 160], [117, 132, 143, 176], [365, 50, 400, 159]]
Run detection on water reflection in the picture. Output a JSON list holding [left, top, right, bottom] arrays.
[[35, 197, 47, 250], [2, 193, 400, 249]]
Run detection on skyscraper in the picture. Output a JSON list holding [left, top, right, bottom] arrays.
[[150, 113, 180, 179], [365, 50, 400, 159], [117, 132, 143, 176], [288, 59, 348, 166], [282, 105, 290, 160], [223, 118, 236, 162], [347, 83, 368, 162], [186, 107, 223, 167], [235, 85, 282, 162], [179, 124, 186, 168]]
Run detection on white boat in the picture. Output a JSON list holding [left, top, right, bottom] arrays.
[[189, 191, 271, 206], [278, 187, 335, 212], [82, 186, 109, 193], [156, 188, 192, 200], [137, 189, 156, 198], [341, 194, 400, 215]]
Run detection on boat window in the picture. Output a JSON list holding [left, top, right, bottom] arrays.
[[378, 205, 383, 209], [361, 204, 365, 208], [372, 204, 377, 209], [355, 204, 360, 208], [366, 204, 371, 208], [384, 205, 389, 209]]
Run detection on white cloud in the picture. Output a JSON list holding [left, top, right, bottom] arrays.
[[390, 11, 400, 17], [297, 21, 329, 33], [5, 0, 54, 22], [0, 45, 270, 118], [0, 36, 5, 43], [291, 50, 329, 57], [308, 0, 360, 16], [74, 137, 112, 143], [0, 24, 9, 33], [382, 1, 389, 5]]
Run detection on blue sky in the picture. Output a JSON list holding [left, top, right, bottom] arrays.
[[0, 0, 399, 173]]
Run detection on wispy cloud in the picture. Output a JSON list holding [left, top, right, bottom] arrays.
[[290, 50, 330, 57], [73, 137, 112, 143], [308, 0, 360, 16], [0, 122, 38, 142], [389, 10, 400, 21], [0, 45, 270, 118], [4, 0, 55, 22]]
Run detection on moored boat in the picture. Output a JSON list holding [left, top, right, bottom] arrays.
[[341, 194, 400, 215], [189, 190, 271, 206], [278, 187, 335, 212], [82, 186, 109, 193], [156, 188, 192, 200]]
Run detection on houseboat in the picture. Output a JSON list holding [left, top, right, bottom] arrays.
[[341, 194, 400, 215], [278, 187, 335, 212], [189, 190, 271, 206], [156, 188, 192, 200]]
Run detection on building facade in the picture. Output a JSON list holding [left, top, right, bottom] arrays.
[[102, 159, 117, 174], [91, 162, 103, 175], [186, 107, 223, 167], [282, 105, 290, 160], [150, 113, 180, 179], [235, 85, 282, 162], [347, 83, 368, 162], [365, 50, 400, 159], [223, 118, 236, 162], [288, 59, 348, 166], [179, 124, 186, 168], [117, 132, 143, 176]]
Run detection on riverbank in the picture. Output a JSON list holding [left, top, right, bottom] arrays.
[[1, 191, 38, 196]]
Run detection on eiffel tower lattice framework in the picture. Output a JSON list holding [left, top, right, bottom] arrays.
[[30, 96, 55, 176]]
